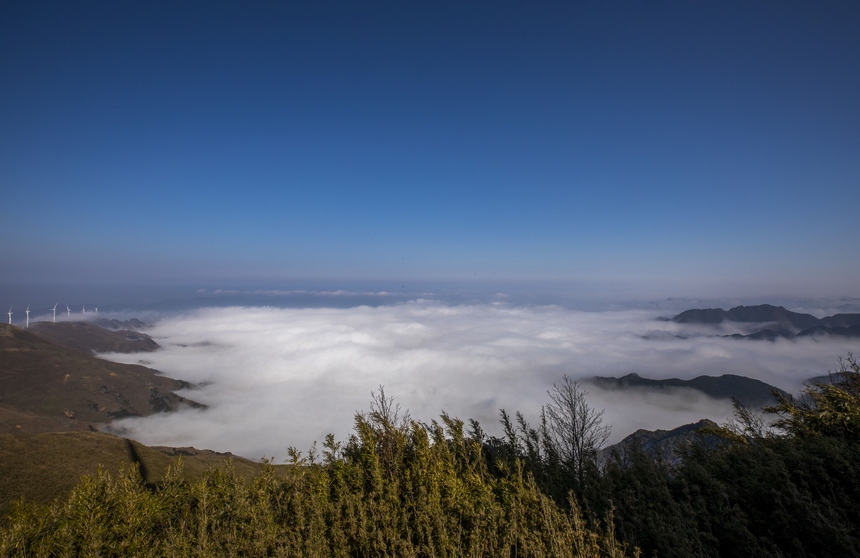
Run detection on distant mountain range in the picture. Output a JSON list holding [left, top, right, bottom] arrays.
[[589, 373, 785, 407], [671, 304, 860, 340]]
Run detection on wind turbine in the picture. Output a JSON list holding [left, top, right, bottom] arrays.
[[6, 307, 11, 325], [25, 305, 30, 329], [66, 304, 70, 317], [82, 305, 86, 314], [52, 303, 58, 323]]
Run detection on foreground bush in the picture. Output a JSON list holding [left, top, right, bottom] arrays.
[[1, 402, 631, 557], [594, 355, 860, 558], [15, 354, 860, 557]]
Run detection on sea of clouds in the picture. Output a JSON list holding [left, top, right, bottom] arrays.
[[100, 300, 858, 461]]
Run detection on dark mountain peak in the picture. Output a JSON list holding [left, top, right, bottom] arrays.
[[673, 304, 819, 328], [819, 314, 860, 328], [590, 372, 783, 407], [671, 304, 844, 336], [601, 418, 723, 465], [641, 418, 719, 439], [724, 305, 820, 329], [672, 308, 729, 324], [729, 303, 779, 311], [797, 324, 860, 339], [685, 375, 785, 404]]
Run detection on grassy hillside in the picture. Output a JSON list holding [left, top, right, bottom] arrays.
[[28, 321, 160, 354], [0, 324, 280, 523], [0, 324, 198, 434], [0, 414, 629, 558], [0, 431, 278, 520]]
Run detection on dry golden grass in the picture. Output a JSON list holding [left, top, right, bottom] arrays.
[[0, 430, 282, 521]]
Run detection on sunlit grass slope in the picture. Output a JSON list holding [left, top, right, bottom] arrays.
[[0, 430, 276, 520]]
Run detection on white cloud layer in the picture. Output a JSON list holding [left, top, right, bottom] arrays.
[[101, 302, 858, 461]]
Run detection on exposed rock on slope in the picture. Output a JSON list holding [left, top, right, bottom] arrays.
[[601, 419, 722, 466]]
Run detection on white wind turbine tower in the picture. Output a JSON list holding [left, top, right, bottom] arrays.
[[52, 303, 58, 323], [82, 305, 86, 314], [6, 307, 11, 325], [66, 304, 70, 317], [25, 305, 30, 329]]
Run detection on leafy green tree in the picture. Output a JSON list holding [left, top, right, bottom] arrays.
[[767, 353, 860, 440], [598, 354, 860, 558]]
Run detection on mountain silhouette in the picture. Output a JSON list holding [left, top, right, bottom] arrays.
[[672, 304, 860, 340], [590, 372, 784, 407]]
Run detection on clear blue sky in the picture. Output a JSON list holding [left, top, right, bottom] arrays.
[[2, 1, 859, 301]]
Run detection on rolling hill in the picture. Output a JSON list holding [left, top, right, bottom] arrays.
[[0, 323, 199, 435], [0, 322, 286, 522], [28, 321, 160, 354]]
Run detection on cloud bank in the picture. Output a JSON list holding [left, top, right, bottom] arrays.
[[102, 302, 858, 461]]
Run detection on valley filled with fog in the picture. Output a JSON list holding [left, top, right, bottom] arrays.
[[100, 301, 858, 461]]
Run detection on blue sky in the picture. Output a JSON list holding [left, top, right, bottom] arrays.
[[2, 1, 859, 303]]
